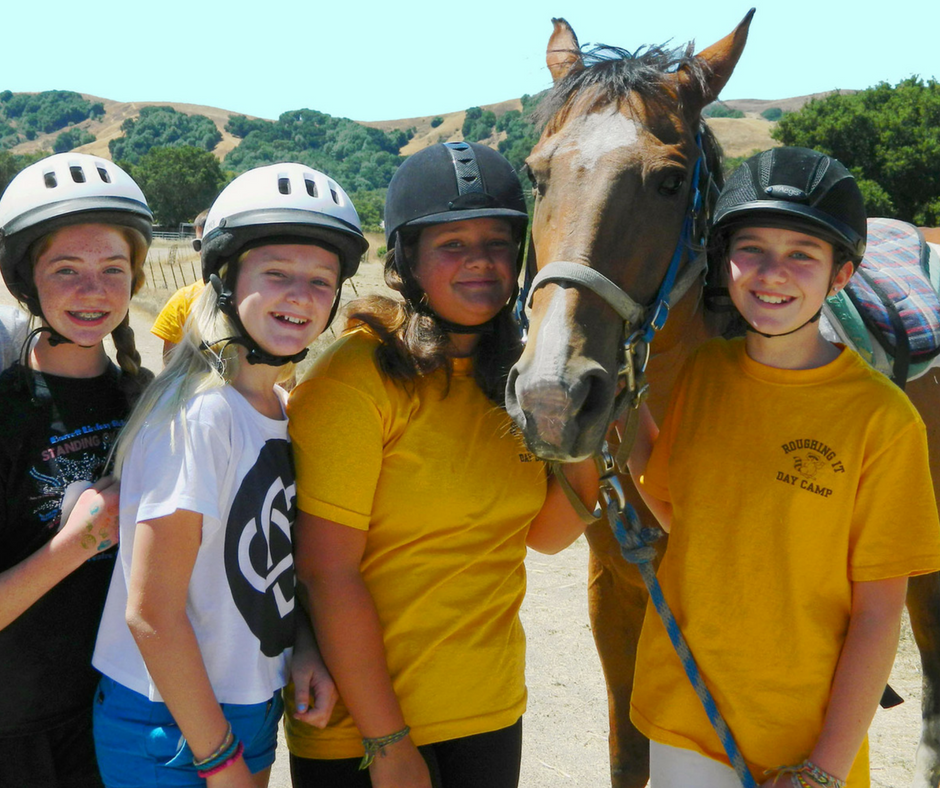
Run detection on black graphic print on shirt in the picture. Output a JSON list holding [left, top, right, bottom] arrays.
[[224, 438, 296, 657]]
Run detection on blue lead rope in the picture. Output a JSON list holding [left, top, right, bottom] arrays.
[[607, 496, 758, 788]]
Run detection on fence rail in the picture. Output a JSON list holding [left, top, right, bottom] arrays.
[[152, 230, 195, 242]]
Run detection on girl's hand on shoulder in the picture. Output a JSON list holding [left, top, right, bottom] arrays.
[[58, 476, 120, 556], [369, 737, 432, 788]]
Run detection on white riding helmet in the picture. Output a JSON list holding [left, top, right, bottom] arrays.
[[0, 153, 153, 315], [199, 163, 369, 364], [200, 163, 368, 285]]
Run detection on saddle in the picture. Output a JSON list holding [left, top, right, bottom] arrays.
[[821, 218, 940, 387]]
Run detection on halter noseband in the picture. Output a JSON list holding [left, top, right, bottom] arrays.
[[520, 131, 714, 466]]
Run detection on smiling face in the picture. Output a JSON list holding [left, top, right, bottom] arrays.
[[412, 217, 517, 327], [727, 225, 854, 339], [32, 223, 134, 348], [234, 243, 341, 358]]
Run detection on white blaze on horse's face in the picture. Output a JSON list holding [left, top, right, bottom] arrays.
[[553, 107, 642, 172]]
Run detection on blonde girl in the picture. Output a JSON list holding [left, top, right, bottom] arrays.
[[91, 164, 367, 788]]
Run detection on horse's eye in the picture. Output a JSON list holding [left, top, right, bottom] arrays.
[[523, 163, 546, 196], [658, 172, 686, 196]]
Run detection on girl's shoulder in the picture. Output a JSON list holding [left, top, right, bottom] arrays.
[[289, 328, 399, 425], [305, 327, 380, 379], [295, 328, 388, 396]]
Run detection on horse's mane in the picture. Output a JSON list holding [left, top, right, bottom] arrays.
[[534, 43, 710, 130]]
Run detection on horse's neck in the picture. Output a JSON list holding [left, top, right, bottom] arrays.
[[644, 280, 723, 418]]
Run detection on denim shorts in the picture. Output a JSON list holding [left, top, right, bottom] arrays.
[[93, 675, 283, 788]]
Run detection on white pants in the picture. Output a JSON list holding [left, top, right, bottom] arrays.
[[650, 741, 742, 788]]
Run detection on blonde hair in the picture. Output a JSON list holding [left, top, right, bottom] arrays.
[[112, 255, 296, 477]]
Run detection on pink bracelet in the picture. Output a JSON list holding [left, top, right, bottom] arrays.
[[197, 741, 244, 778]]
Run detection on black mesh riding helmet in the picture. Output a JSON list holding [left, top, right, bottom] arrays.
[[712, 147, 867, 266], [384, 142, 529, 321], [385, 141, 528, 248]]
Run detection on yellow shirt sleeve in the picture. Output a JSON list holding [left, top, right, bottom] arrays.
[[288, 373, 385, 529], [151, 281, 205, 344]]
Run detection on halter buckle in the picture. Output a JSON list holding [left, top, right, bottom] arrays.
[[649, 300, 670, 332]]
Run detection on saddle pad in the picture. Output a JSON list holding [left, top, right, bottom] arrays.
[[845, 217, 940, 361], [823, 219, 940, 384]]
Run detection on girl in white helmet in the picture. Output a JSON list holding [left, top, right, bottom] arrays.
[[0, 152, 153, 787], [91, 163, 367, 788]]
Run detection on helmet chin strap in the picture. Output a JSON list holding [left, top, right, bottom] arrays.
[[743, 280, 845, 339], [26, 324, 94, 348], [415, 303, 499, 335], [743, 308, 823, 339], [207, 274, 308, 367]]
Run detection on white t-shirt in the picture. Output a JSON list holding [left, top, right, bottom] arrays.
[[93, 384, 296, 705], [0, 306, 29, 371]]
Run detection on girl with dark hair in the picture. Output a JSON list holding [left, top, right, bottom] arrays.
[[286, 142, 597, 788], [0, 152, 153, 787]]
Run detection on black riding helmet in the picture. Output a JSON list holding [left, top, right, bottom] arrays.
[[711, 147, 867, 267], [384, 141, 529, 329]]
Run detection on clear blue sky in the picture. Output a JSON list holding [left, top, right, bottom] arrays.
[[4, 1, 938, 122]]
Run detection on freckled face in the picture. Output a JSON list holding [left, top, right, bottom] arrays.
[[412, 218, 517, 326], [234, 243, 341, 357], [32, 224, 134, 347]]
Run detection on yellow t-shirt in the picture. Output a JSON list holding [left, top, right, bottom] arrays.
[[632, 337, 940, 786], [150, 280, 205, 344], [285, 328, 547, 758]]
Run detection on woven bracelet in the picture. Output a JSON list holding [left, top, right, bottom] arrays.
[[775, 760, 846, 788], [197, 741, 244, 778], [192, 723, 234, 768], [358, 725, 411, 770]]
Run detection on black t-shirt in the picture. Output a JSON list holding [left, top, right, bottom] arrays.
[[0, 363, 128, 735]]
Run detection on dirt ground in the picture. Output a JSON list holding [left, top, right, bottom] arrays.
[[0, 249, 925, 787]]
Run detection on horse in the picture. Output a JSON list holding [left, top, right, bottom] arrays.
[[505, 13, 940, 788]]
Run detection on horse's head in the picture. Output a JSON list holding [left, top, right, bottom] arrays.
[[506, 12, 753, 461]]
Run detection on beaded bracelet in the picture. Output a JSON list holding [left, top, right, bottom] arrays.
[[197, 741, 244, 778], [358, 725, 411, 770], [192, 723, 234, 768], [775, 760, 846, 788]]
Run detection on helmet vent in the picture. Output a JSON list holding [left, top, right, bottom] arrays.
[[70, 166, 86, 184], [444, 141, 485, 196], [97, 167, 111, 184], [43, 172, 57, 189], [758, 149, 774, 189], [278, 177, 291, 195], [809, 157, 830, 196], [330, 188, 340, 204], [305, 179, 318, 198]]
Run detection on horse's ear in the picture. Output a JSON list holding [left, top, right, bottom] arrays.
[[547, 18, 584, 83], [677, 8, 754, 113]]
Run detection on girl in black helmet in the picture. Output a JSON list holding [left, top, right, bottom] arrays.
[[286, 142, 598, 788], [626, 148, 940, 787], [91, 164, 365, 788], [0, 152, 153, 788]]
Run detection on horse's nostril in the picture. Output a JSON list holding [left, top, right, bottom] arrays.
[[574, 369, 611, 428]]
